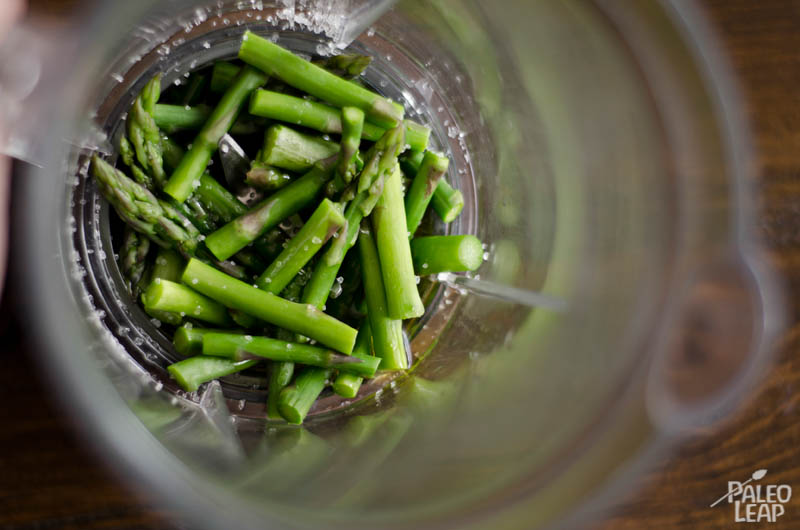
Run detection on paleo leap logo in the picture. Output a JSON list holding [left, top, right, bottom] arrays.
[[710, 469, 791, 523]]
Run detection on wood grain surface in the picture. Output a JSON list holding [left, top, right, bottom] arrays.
[[1, 0, 799, 529]]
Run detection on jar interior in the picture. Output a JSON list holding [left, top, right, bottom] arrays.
[[28, 0, 710, 528]]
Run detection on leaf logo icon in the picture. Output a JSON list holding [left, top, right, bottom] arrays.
[[752, 469, 768, 480]]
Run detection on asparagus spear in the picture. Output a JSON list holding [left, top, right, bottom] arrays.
[[304, 125, 404, 308], [410, 235, 483, 275], [245, 161, 294, 192], [162, 134, 284, 261], [154, 103, 210, 133], [265, 264, 313, 414], [204, 156, 336, 261], [267, 361, 295, 420], [119, 134, 135, 168], [212, 53, 371, 96], [255, 198, 345, 294], [164, 66, 268, 202], [201, 332, 379, 377], [151, 248, 183, 281], [337, 106, 364, 183], [371, 165, 424, 319], [161, 134, 246, 224], [153, 103, 263, 135], [278, 367, 333, 424], [332, 320, 372, 398], [91, 156, 200, 257], [174, 325, 240, 356], [119, 226, 151, 299], [249, 90, 430, 152], [144, 248, 184, 325], [312, 53, 372, 79], [142, 279, 232, 326], [358, 225, 407, 370], [181, 258, 357, 353], [404, 150, 449, 236], [430, 179, 465, 223], [127, 75, 166, 187], [401, 150, 464, 223], [167, 356, 259, 392], [239, 31, 403, 128], [260, 124, 339, 172]]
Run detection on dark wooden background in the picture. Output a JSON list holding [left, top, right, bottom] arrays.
[[1, 0, 799, 528]]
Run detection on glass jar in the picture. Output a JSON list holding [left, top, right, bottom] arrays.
[[5, 1, 782, 528]]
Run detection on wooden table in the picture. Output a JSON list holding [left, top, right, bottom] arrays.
[[1, 0, 798, 528]]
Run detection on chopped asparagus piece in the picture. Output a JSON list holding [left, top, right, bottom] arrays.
[[204, 157, 336, 261], [168, 356, 259, 392], [142, 279, 232, 326], [261, 124, 340, 172], [404, 150, 449, 236], [201, 332, 379, 377], [278, 367, 333, 424], [119, 226, 151, 299], [164, 66, 267, 202], [239, 31, 403, 128], [358, 225, 408, 370], [153, 104, 262, 135], [401, 150, 464, 223], [332, 320, 372, 398], [181, 258, 357, 353], [249, 89, 429, 151], [371, 166, 424, 319], [267, 361, 295, 420], [410, 235, 483, 275], [336, 106, 364, 182], [256, 198, 345, 294]]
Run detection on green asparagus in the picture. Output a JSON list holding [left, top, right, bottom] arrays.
[[248, 90, 429, 152], [404, 150, 449, 236], [358, 225, 407, 370], [153, 103, 263, 135], [164, 66, 267, 202], [256, 198, 345, 294], [332, 320, 373, 398], [278, 367, 333, 424], [304, 125, 404, 308], [91, 156, 200, 257], [204, 157, 336, 261], [181, 258, 357, 353], [201, 332, 379, 377], [312, 53, 372, 79], [213, 53, 371, 95], [144, 248, 184, 325], [95, 34, 483, 415], [401, 150, 464, 223], [239, 31, 403, 128], [337, 106, 364, 183], [371, 165, 424, 319], [168, 356, 259, 392], [245, 161, 294, 191], [142, 279, 232, 326], [173, 325, 231, 356], [127, 75, 166, 187], [267, 361, 295, 420], [410, 235, 483, 275], [260, 124, 339, 172], [119, 226, 151, 299]]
